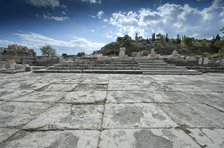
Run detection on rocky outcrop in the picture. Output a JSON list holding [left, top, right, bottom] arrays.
[[0, 44, 36, 64]]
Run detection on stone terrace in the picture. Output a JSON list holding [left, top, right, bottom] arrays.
[[0, 72, 224, 148]]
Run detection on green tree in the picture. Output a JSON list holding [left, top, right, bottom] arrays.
[[219, 47, 224, 57], [40, 45, 56, 57], [177, 34, 181, 44], [152, 33, 156, 42], [183, 37, 193, 47], [62, 53, 67, 57], [156, 33, 165, 41], [77, 52, 85, 57], [165, 33, 169, 42], [135, 33, 138, 41]]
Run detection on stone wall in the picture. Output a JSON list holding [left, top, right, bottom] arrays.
[[0, 44, 36, 64]]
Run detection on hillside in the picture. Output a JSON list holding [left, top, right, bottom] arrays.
[[95, 35, 224, 57]]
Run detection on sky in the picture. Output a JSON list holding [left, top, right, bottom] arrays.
[[0, 0, 223, 55]]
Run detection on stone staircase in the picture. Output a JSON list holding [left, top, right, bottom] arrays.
[[34, 58, 142, 74], [136, 58, 201, 75], [33, 58, 201, 75]]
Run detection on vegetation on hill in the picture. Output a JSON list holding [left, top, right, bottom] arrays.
[[40, 45, 56, 57], [96, 32, 224, 57]]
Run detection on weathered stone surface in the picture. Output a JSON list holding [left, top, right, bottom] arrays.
[[75, 83, 108, 91], [0, 61, 6, 71], [23, 104, 104, 130], [107, 91, 153, 103], [108, 82, 142, 90], [189, 129, 224, 148], [64, 91, 106, 104], [103, 103, 176, 128], [99, 129, 200, 148], [159, 103, 224, 128], [0, 102, 50, 128], [0, 73, 224, 147], [14, 91, 65, 102], [0, 90, 33, 101], [0, 128, 19, 143], [0, 130, 99, 148], [43, 84, 78, 92]]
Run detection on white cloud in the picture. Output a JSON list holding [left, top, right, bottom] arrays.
[[28, 0, 60, 8], [0, 40, 16, 47], [106, 0, 224, 39], [91, 11, 104, 19], [90, 29, 95, 32], [81, 0, 102, 4], [105, 30, 114, 39], [13, 33, 105, 54], [43, 14, 69, 21], [97, 11, 104, 18]]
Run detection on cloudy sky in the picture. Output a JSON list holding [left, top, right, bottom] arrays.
[[0, 0, 223, 55]]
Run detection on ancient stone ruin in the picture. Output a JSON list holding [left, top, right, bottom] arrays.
[[0, 44, 35, 73]]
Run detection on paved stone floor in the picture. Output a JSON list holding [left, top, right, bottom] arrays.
[[0, 72, 224, 148]]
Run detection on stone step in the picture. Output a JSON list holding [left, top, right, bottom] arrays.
[[55, 63, 139, 67], [140, 67, 187, 70], [33, 69, 142, 74], [33, 69, 82, 73], [48, 67, 140, 70], [138, 64, 170, 66], [142, 70, 202, 75], [83, 70, 142, 74], [50, 65, 140, 68]]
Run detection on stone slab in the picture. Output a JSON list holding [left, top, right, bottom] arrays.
[[139, 81, 172, 91], [24, 104, 104, 130], [0, 130, 99, 148], [64, 91, 107, 104], [43, 84, 78, 92], [75, 83, 108, 91], [14, 91, 65, 103], [159, 103, 224, 128], [188, 128, 224, 148], [107, 91, 153, 103], [0, 90, 33, 101], [103, 103, 177, 129], [0, 128, 19, 143], [0, 102, 51, 128], [0, 82, 49, 91], [108, 83, 142, 91], [99, 129, 200, 148]]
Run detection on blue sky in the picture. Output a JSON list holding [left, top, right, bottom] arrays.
[[0, 0, 223, 55]]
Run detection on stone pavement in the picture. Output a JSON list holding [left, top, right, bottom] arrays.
[[0, 72, 224, 148]]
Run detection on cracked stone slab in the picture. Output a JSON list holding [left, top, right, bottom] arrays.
[[107, 91, 153, 103], [188, 128, 224, 148], [0, 130, 99, 148], [138, 81, 172, 91], [23, 104, 104, 130], [99, 129, 200, 148], [108, 83, 142, 91], [14, 91, 65, 103], [0, 90, 33, 101], [63, 91, 106, 104], [146, 91, 198, 103], [75, 83, 108, 91], [159, 103, 224, 128], [43, 84, 78, 92], [81, 76, 109, 84], [0, 102, 51, 128], [186, 92, 224, 112], [1, 82, 49, 91], [103, 103, 176, 128], [0, 128, 19, 143]]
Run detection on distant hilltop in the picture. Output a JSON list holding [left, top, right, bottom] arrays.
[[95, 34, 224, 57]]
